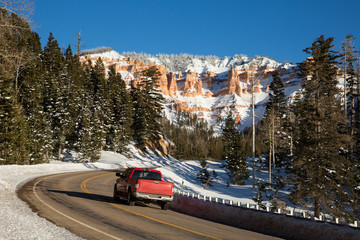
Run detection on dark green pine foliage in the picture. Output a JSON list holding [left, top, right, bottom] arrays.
[[77, 105, 102, 162], [17, 32, 52, 164], [290, 35, 353, 220], [141, 68, 165, 143], [63, 45, 85, 148], [132, 67, 164, 150], [340, 34, 360, 221], [0, 69, 29, 164], [131, 85, 148, 149], [74, 60, 103, 162], [261, 70, 290, 196], [91, 58, 109, 151], [0, 8, 30, 164], [50, 45, 80, 160], [341, 34, 358, 161], [264, 70, 291, 164], [107, 66, 133, 153], [41, 33, 65, 159], [197, 160, 212, 188], [222, 112, 249, 185], [161, 114, 223, 160]]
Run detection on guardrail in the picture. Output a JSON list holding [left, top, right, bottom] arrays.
[[173, 189, 359, 228]]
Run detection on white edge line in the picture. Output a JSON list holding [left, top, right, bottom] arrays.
[[33, 178, 123, 240]]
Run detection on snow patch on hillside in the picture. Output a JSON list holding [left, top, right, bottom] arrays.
[[90, 50, 124, 61]]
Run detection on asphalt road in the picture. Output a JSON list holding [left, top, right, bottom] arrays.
[[18, 170, 283, 240]]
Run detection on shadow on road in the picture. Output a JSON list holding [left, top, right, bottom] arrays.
[[47, 189, 160, 209]]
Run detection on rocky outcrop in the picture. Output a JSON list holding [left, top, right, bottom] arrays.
[[80, 54, 176, 96], [154, 65, 169, 95], [170, 100, 210, 113], [204, 71, 216, 90], [167, 72, 178, 97], [234, 114, 242, 125], [182, 70, 203, 97]]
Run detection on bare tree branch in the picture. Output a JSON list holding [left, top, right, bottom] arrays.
[[0, 0, 34, 21]]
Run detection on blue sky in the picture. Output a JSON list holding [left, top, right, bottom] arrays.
[[32, 0, 360, 63]]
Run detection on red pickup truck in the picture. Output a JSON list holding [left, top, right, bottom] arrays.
[[113, 168, 174, 210]]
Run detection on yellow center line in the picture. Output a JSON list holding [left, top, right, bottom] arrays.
[[80, 172, 112, 193], [81, 172, 223, 240]]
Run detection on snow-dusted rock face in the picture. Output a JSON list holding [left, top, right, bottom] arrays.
[[80, 48, 302, 132]]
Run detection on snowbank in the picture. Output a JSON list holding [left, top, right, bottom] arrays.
[[170, 194, 360, 240], [0, 162, 92, 240]]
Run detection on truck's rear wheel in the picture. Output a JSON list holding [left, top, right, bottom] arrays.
[[127, 190, 135, 206], [160, 202, 169, 210]]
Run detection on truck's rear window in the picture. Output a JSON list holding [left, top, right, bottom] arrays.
[[132, 170, 161, 181]]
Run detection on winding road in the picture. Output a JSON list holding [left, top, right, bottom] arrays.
[[18, 170, 282, 240]]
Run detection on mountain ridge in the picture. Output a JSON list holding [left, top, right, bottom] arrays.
[[79, 48, 302, 133]]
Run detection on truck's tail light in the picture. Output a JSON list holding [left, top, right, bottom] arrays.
[[135, 183, 139, 189]]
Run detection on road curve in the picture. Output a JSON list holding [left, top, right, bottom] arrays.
[[18, 170, 283, 240]]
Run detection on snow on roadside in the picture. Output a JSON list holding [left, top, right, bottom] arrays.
[[0, 163, 90, 240]]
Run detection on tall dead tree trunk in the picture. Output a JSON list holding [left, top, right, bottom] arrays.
[[251, 74, 256, 189]]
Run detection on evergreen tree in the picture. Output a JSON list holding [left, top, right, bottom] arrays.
[[41, 32, 64, 159], [90, 58, 109, 151], [260, 70, 290, 198], [63, 45, 85, 148], [17, 32, 52, 164], [76, 105, 102, 162], [197, 160, 212, 188], [73, 59, 105, 161], [290, 35, 353, 220], [0, 7, 32, 164], [222, 112, 249, 185], [107, 66, 133, 153], [132, 67, 164, 150], [341, 34, 358, 162], [0, 71, 29, 164], [131, 85, 148, 149]]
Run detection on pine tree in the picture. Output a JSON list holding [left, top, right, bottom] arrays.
[[222, 112, 249, 185], [76, 105, 101, 162], [17, 32, 52, 164], [63, 45, 85, 148], [107, 66, 133, 153], [73, 58, 106, 161], [261, 70, 290, 196], [341, 34, 358, 162], [0, 7, 32, 164], [0, 74, 29, 164], [41, 32, 64, 159], [290, 35, 353, 220], [91, 58, 109, 151], [131, 85, 148, 149], [197, 160, 212, 188], [132, 67, 164, 150]]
